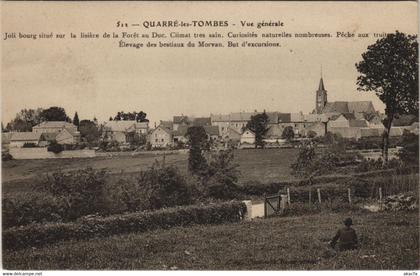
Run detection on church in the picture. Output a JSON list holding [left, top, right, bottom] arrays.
[[314, 77, 376, 116]]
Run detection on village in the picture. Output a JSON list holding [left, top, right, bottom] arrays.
[[2, 77, 418, 159]]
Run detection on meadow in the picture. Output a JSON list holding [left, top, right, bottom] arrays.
[[2, 148, 299, 194], [3, 211, 418, 270]]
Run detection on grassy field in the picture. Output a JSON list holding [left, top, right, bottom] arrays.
[[2, 148, 299, 194], [3, 211, 418, 270]]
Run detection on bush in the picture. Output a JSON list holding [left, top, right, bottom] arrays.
[[397, 132, 419, 165], [22, 143, 37, 148], [42, 168, 108, 219], [202, 149, 241, 199], [2, 193, 67, 229], [106, 161, 194, 212], [3, 201, 247, 250], [47, 141, 63, 154], [2, 151, 13, 161]]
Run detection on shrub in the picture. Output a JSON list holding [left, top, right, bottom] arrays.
[[47, 141, 63, 154], [141, 161, 193, 210], [307, 130, 317, 138], [3, 201, 247, 250], [42, 168, 108, 219], [22, 142, 37, 148], [202, 149, 241, 199], [397, 132, 419, 165], [2, 151, 13, 161], [2, 192, 67, 229]]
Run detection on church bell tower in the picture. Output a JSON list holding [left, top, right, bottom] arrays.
[[315, 76, 328, 114]]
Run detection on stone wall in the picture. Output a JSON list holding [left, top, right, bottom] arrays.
[[9, 148, 96, 159]]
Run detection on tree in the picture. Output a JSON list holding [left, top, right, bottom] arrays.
[[6, 108, 43, 132], [282, 126, 295, 141], [73, 112, 80, 128], [355, 31, 418, 162], [112, 111, 149, 122], [79, 120, 101, 145], [246, 112, 269, 148], [397, 130, 419, 165], [40, 107, 70, 122], [186, 126, 208, 176]]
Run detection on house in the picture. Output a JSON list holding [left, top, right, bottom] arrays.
[[33, 121, 78, 134], [240, 129, 255, 144], [173, 116, 189, 131], [211, 112, 257, 137], [9, 132, 43, 148], [150, 124, 173, 148], [2, 132, 12, 150], [203, 125, 220, 141], [55, 128, 80, 145], [222, 127, 242, 143], [32, 121, 80, 144], [103, 120, 149, 143], [173, 125, 189, 144]]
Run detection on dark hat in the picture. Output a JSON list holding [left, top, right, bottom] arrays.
[[343, 218, 353, 226]]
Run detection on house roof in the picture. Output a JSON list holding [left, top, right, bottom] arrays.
[[266, 125, 283, 138], [203, 125, 220, 136], [10, 132, 42, 141], [173, 125, 189, 137], [348, 101, 375, 114], [322, 101, 375, 114], [33, 121, 75, 129], [41, 132, 58, 141], [159, 121, 173, 131], [104, 120, 148, 132], [227, 127, 242, 135], [341, 113, 356, 120], [173, 116, 189, 124], [242, 129, 255, 136], [192, 117, 211, 126], [154, 125, 173, 135], [349, 119, 369, 127]]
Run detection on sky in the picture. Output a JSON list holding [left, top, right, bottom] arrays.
[[1, 1, 418, 127]]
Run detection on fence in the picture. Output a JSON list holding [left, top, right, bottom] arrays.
[[280, 172, 418, 207]]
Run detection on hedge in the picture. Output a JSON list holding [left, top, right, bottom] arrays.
[[3, 201, 247, 250]]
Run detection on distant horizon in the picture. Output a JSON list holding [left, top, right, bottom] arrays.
[[2, 2, 417, 128]]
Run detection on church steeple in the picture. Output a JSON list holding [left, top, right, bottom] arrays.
[[318, 77, 325, 91], [315, 71, 328, 114]]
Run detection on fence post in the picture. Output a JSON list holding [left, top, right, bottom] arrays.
[[287, 188, 291, 206], [379, 187, 383, 210], [309, 189, 312, 207], [348, 188, 352, 205], [317, 188, 322, 204]]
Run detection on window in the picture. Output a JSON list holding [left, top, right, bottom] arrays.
[[155, 139, 158, 142], [161, 139, 164, 142]]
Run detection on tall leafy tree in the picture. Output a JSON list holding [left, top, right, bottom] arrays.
[[40, 106, 70, 122], [281, 126, 295, 142], [6, 108, 43, 132], [79, 120, 101, 144], [73, 112, 80, 128], [355, 31, 418, 162], [246, 112, 269, 148], [186, 126, 209, 176]]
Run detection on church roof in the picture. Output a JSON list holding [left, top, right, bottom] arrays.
[[318, 78, 326, 91]]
